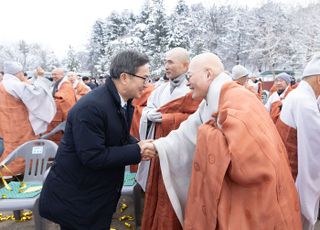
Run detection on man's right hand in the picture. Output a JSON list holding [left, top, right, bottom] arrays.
[[138, 141, 157, 160], [147, 110, 162, 123]]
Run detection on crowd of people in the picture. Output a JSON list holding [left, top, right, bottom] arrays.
[[0, 48, 319, 230]]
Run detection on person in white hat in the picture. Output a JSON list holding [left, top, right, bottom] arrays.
[[278, 55, 320, 230], [264, 72, 294, 123], [231, 64, 262, 100], [0, 61, 56, 176]]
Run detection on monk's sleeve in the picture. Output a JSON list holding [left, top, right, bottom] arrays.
[[153, 108, 202, 224], [295, 100, 320, 225]]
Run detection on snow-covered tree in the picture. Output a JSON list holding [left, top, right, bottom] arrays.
[[168, 0, 191, 49], [65, 45, 81, 71]]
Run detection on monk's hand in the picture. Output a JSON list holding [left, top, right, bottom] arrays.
[[138, 141, 157, 161], [147, 109, 162, 123]]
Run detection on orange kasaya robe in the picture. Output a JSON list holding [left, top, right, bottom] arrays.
[[142, 93, 201, 230], [74, 81, 91, 101], [130, 84, 154, 172], [0, 84, 38, 176], [130, 84, 154, 140], [270, 86, 293, 123], [276, 119, 298, 180], [184, 82, 302, 230], [46, 80, 76, 144]]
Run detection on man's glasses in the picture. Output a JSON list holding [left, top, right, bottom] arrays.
[[124, 72, 150, 84]]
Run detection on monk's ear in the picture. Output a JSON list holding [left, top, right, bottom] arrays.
[[206, 68, 215, 81]]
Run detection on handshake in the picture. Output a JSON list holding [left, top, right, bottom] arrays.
[[138, 140, 158, 161]]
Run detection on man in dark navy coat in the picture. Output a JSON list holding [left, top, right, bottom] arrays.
[[39, 50, 155, 229]]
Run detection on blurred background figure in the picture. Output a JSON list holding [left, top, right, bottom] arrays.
[[67, 71, 91, 100], [82, 76, 97, 89]]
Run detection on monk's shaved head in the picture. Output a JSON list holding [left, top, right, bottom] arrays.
[[165, 47, 190, 79], [190, 52, 224, 76], [52, 68, 65, 81], [165, 47, 190, 64], [187, 52, 224, 100]]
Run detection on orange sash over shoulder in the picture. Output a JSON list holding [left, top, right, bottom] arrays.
[[184, 82, 301, 230], [276, 119, 298, 180], [130, 84, 154, 139], [270, 86, 293, 123], [47, 81, 76, 144], [142, 93, 201, 230], [130, 84, 154, 172]]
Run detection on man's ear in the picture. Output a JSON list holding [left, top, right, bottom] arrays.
[[119, 72, 128, 84]]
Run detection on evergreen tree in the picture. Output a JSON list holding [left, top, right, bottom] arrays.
[[87, 19, 108, 77], [65, 45, 81, 71], [168, 0, 191, 49]]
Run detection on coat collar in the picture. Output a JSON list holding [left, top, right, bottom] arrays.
[[105, 77, 133, 108]]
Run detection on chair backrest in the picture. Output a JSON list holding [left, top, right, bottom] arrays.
[[40, 121, 66, 139], [1, 140, 58, 183]]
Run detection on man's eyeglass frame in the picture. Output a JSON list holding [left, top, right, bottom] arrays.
[[123, 72, 150, 84]]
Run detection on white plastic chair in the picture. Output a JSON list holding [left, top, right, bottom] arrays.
[[0, 139, 58, 230]]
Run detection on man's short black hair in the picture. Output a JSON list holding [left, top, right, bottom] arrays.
[[0, 71, 4, 75], [82, 76, 89, 81], [109, 50, 149, 79]]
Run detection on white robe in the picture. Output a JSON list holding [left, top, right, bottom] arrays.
[[136, 77, 190, 190], [2, 74, 56, 135], [280, 80, 320, 229], [153, 72, 232, 224], [265, 85, 290, 112]]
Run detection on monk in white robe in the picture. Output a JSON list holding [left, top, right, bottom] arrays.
[[0, 61, 56, 176], [141, 53, 302, 229], [137, 47, 200, 230], [280, 54, 320, 230]]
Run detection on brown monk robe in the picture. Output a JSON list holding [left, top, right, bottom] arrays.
[[270, 86, 293, 123], [130, 84, 154, 172], [47, 80, 76, 144], [130, 84, 154, 139], [142, 93, 200, 230], [276, 119, 298, 180], [184, 82, 302, 230], [74, 81, 91, 101], [0, 84, 37, 176]]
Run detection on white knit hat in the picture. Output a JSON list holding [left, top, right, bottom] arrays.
[[275, 72, 291, 85], [231, 65, 249, 80], [302, 55, 320, 78], [3, 61, 23, 75]]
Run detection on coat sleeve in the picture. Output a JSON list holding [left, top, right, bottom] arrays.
[[72, 105, 141, 170]]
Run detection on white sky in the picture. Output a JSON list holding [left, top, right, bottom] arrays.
[[0, 0, 314, 59]]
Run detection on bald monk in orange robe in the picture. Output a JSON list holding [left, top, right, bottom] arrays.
[[67, 71, 91, 101], [47, 68, 76, 144]]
